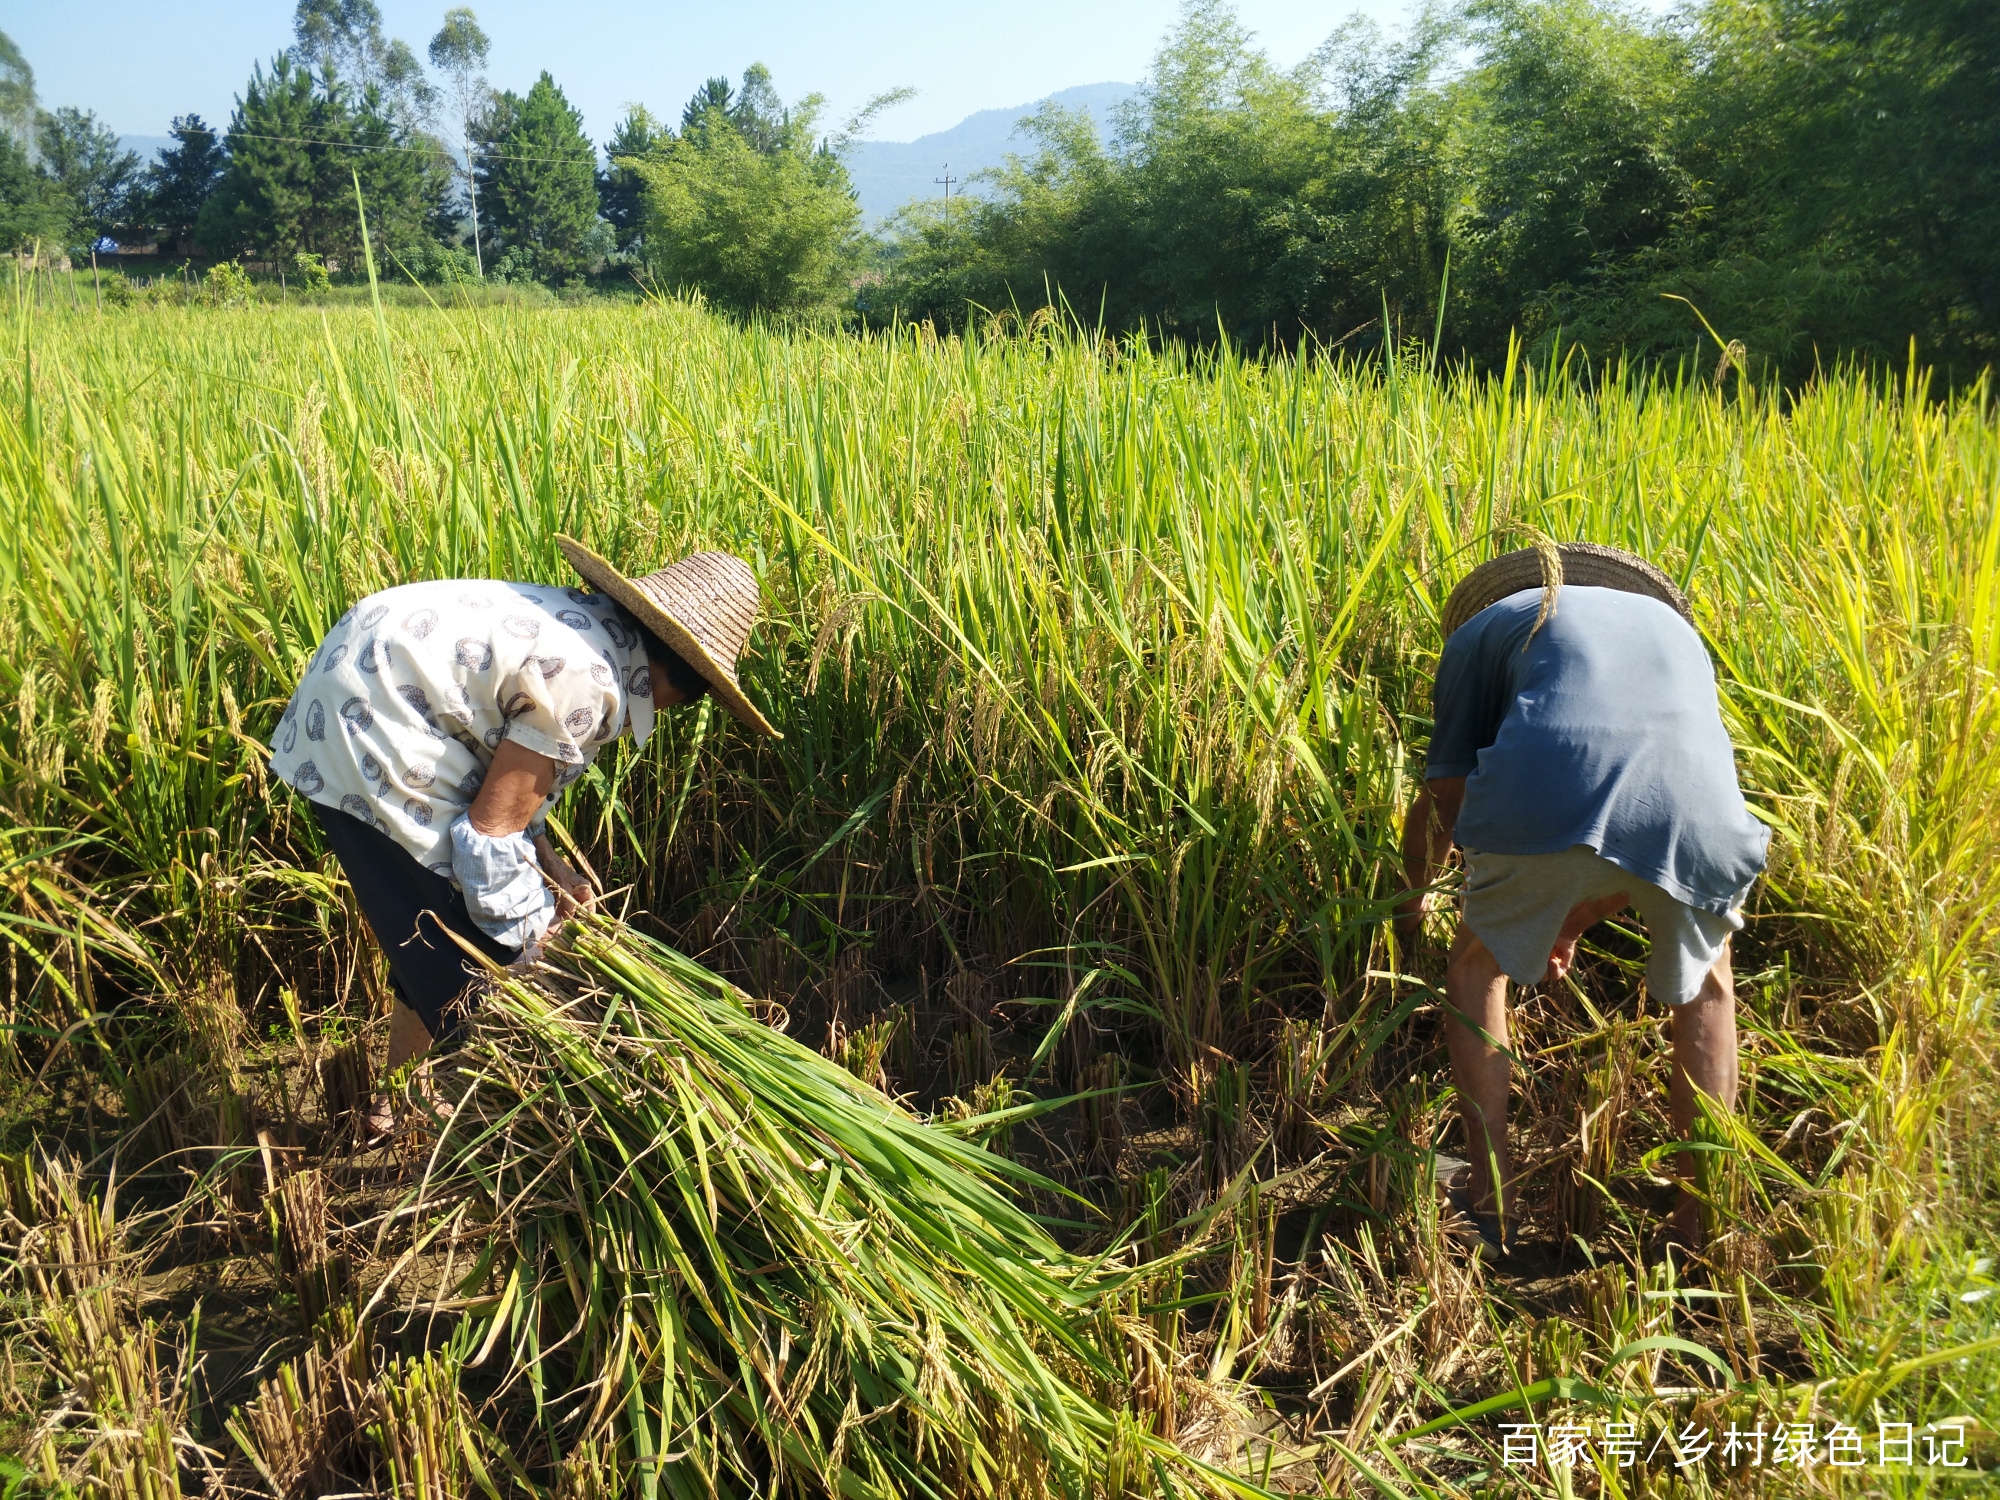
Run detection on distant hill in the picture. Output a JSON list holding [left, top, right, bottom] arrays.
[[123, 83, 1141, 230], [844, 83, 1137, 226]]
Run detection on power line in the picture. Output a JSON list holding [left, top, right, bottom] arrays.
[[180, 128, 606, 169]]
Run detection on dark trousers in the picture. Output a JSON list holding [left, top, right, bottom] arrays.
[[312, 803, 519, 1045]]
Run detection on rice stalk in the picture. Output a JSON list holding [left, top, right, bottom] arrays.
[[420, 920, 1278, 1500]]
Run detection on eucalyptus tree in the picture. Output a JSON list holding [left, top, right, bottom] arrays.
[[428, 6, 492, 273], [290, 0, 433, 131], [0, 28, 32, 146]]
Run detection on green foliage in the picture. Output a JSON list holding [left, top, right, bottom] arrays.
[[0, 129, 68, 252], [873, 0, 1999, 378], [637, 72, 859, 316], [199, 259, 256, 307], [197, 54, 447, 265], [1449, 0, 1694, 351], [141, 115, 226, 250], [1566, 0, 2000, 374], [32, 106, 141, 246], [597, 103, 665, 253], [472, 71, 598, 283], [291, 250, 331, 292], [388, 236, 477, 285]]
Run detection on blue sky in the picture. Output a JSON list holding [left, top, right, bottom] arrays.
[[17, 0, 1447, 145]]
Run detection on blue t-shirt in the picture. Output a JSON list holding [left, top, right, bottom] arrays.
[[1424, 586, 1769, 914]]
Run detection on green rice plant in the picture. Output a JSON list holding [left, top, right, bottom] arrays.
[[0, 1157, 199, 1500], [366, 1349, 490, 1500], [420, 920, 1278, 1500], [2, 294, 1998, 1491], [831, 1005, 905, 1093]]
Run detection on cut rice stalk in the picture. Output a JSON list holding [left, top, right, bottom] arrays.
[[419, 919, 1277, 1500]]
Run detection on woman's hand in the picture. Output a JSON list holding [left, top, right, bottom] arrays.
[[535, 837, 597, 922]]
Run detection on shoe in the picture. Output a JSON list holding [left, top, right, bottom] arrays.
[[1446, 1184, 1510, 1259], [1436, 1159, 1510, 1259]]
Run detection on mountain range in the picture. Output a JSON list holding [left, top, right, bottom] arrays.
[[842, 82, 1135, 224], [118, 81, 1138, 235]]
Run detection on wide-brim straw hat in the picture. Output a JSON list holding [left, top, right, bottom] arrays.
[[1440, 541, 1693, 640], [556, 535, 782, 739]]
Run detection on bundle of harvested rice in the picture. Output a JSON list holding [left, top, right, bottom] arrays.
[[418, 921, 1272, 1500]]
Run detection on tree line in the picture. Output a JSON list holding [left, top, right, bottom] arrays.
[[0, 0, 870, 305], [874, 0, 1997, 379], [3, 0, 1993, 378]]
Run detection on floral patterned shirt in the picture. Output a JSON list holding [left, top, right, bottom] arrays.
[[268, 579, 656, 874]]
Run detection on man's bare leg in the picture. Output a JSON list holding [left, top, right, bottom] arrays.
[[1444, 926, 1513, 1222], [1667, 945, 1738, 1244], [386, 998, 434, 1073], [366, 999, 435, 1138]]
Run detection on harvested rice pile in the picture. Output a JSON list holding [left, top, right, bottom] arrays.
[[423, 921, 1273, 1500]]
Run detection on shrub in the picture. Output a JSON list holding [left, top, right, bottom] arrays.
[[199, 260, 256, 308], [290, 253, 331, 294]]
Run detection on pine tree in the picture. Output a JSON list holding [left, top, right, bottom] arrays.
[[598, 105, 666, 253], [680, 77, 733, 135], [143, 115, 227, 251], [197, 54, 447, 264], [474, 71, 598, 282]]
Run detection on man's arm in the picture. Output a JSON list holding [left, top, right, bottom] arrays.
[[1395, 775, 1464, 944]]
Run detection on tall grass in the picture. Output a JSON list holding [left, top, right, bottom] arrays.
[[2, 293, 1997, 1491]]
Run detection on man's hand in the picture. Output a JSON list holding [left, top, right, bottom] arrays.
[[1397, 778, 1465, 947], [535, 837, 596, 923], [1542, 891, 1630, 984]]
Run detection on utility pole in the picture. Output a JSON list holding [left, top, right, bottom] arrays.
[[466, 136, 484, 276], [934, 165, 956, 220]]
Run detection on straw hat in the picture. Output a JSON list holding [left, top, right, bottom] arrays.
[[1440, 541, 1693, 640], [555, 536, 781, 739]]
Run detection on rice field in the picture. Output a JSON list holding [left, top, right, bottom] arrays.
[[1, 287, 1997, 1496]]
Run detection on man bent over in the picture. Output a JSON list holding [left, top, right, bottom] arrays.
[[1397, 543, 1769, 1257]]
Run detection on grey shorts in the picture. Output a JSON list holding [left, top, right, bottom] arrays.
[[1461, 845, 1740, 1005]]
